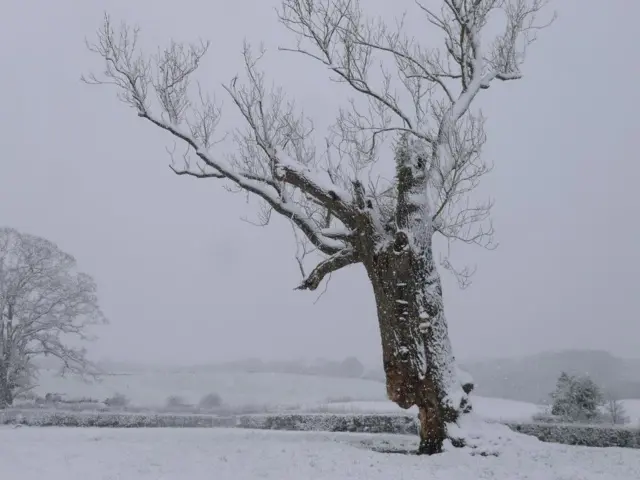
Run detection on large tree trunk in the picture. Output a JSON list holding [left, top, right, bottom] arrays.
[[0, 304, 14, 409], [0, 364, 12, 409], [364, 233, 471, 453], [360, 134, 474, 454]]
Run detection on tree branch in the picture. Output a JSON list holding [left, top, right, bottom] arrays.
[[295, 248, 359, 291], [84, 18, 357, 256], [84, 1, 552, 293], [170, 165, 224, 179], [144, 110, 346, 255]]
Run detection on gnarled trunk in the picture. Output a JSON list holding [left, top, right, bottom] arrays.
[[356, 134, 473, 454], [364, 231, 472, 454]]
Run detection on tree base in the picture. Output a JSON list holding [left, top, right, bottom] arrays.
[[417, 432, 467, 455], [416, 404, 450, 455], [417, 440, 443, 455]]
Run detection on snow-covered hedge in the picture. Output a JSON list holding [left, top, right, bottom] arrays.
[[506, 422, 640, 448], [0, 410, 236, 428], [9, 399, 298, 416], [235, 413, 418, 434], [2, 409, 638, 449], [0, 409, 417, 434]]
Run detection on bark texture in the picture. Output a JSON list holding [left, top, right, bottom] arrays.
[[360, 135, 473, 454], [0, 303, 12, 408], [364, 237, 469, 454], [0, 362, 13, 408]]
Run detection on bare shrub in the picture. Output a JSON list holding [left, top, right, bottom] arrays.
[[165, 395, 189, 409], [198, 393, 223, 409], [605, 396, 629, 425], [104, 393, 130, 408]]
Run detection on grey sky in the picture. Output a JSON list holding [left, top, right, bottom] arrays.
[[1, 0, 638, 367]]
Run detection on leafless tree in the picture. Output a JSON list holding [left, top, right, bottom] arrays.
[[605, 395, 629, 425], [85, 0, 551, 454], [0, 228, 106, 407]]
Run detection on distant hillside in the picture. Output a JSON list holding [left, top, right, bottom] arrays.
[[462, 350, 640, 404], [71, 350, 640, 405], [171, 357, 370, 380], [32, 369, 387, 408]]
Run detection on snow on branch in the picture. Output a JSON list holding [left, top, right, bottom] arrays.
[[85, 0, 552, 288], [278, 0, 438, 165], [277, 1, 552, 265], [84, 15, 358, 257], [295, 248, 359, 291]]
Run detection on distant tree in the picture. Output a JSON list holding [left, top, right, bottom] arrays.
[[0, 227, 106, 408], [605, 395, 629, 425], [104, 392, 130, 408], [198, 392, 223, 409], [550, 372, 573, 415], [574, 376, 604, 421], [85, 0, 552, 454], [44, 392, 64, 404], [340, 356, 364, 378], [165, 395, 189, 409], [551, 372, 604, 422]]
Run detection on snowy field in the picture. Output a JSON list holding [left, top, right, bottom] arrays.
[[9, 370, 640, 478], [30, 369, 640, 426], [31, 369, 546, 422], [34, 369, 386, 408], [2, 424, 639, 480]]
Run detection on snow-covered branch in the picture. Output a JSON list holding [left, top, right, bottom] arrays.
[[84, 16, 359, 257], [278, 0, 439, 166], [277, 0, 550, 261], [85, 0, 551, 291], [144, 109, 347, 255], [278, 0, 417, 130], [295, 248, 359, 291]]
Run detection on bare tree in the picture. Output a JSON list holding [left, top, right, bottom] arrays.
[[0, 228, 106, 407], [85, 0, 551, 454], [605, 395, 629, 425]]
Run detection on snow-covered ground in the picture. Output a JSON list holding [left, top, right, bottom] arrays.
[[10, 370, 640, 478], [2, 424, 639, 479]]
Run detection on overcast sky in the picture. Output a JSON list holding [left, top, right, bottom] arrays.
[[1, 0, 638, 367]]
